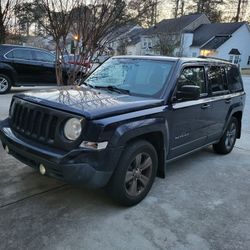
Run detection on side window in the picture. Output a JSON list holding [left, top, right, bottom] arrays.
[[227, 65, 243, 92], [5, 51, 14, 59], [208, 66, 228, 93], [12, 49, 33, 60], [176, 66, 206, 94], [34, 51, 55, 62]]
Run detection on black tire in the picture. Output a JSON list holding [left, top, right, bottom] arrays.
[[0, 74, 12, 94], [213, 117, 238, 154], [107, 140, 158, 206]]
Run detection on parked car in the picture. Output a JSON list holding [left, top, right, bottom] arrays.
[[63, 54, 91, 68], [0, 56, 245, 206], [0, 45, 68, 94]]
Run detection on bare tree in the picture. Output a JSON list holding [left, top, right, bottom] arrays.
[[186, 0, 223, 22], [154, 33, 177, 56], [37, 0, 156, 86], [172, 0, 185, 18], [232, 0, 249, 22], [127, 0, 160, 27], [0, 0, 20, 43], [37, 0, 79, 84]]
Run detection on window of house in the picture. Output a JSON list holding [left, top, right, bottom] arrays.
[[247, 56, 250, 65], [208, 66, 228, 93], [192, 52, 197, 57], [229, 55, 233, 63], [234, 55, 240, 64], [176, 66, 206, 98], [227, 65, 243, 92]]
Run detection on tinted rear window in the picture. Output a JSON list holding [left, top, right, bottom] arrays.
[[227, 65, 243, 92], [208, 66, 228, 93]]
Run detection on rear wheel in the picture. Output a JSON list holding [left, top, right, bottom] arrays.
[[107, 140, 158, 206], [213, 117, 238, 154], [0, 74, 11, 94]]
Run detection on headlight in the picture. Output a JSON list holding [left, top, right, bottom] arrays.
[[64, 118, 82, 141]]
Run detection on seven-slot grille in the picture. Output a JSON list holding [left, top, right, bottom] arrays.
[[10, 100, 59, 144]]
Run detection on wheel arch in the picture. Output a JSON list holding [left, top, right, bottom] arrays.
[[110, 118, 169, 179], [0, 65, 15, 85], [232, 111, 242, 138], [125, 131, 166, 178]]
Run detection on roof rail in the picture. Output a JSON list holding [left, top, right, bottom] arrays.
[[198, 55, 230, 63]]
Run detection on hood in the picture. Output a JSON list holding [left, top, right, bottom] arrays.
[[15, 86, 164, 119]]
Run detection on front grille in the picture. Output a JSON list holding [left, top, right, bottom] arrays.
[[11, 100, 59, 145]]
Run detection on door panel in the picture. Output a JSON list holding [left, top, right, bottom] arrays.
[[167, 65, 210, 159], [206, 66, 231, 142], [7, 49, 37, 83], [32, 51, 57, 84]]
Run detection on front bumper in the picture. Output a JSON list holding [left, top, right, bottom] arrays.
[[0, 119, 123, 189]]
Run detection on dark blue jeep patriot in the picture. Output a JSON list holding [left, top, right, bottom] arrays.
[[0, 56, 246, 206]]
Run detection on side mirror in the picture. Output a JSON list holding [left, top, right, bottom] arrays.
[[176, 85, 200, 100]]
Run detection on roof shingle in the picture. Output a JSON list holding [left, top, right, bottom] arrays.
[[144, 13, 205, 35], [191, 22, 245, 47]]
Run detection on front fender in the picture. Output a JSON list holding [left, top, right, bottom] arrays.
[[109, 117, 169, 178], [110, 117, 168, 147]]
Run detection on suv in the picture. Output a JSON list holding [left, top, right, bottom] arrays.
[[0, 45, 60, 94], [0, 56, 245, 206]]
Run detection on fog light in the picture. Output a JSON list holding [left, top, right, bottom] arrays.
[[39, 164, 46, 175], [5, 145, 9, 154]]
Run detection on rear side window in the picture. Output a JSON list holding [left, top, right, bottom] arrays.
[[11, 49, 33, 60], [34, 51, 55, 62], [208, 66, 228, 93], [227, 65, 243, 92]]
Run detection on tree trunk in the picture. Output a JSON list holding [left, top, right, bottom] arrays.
[[235, 0, 242, 22], [55, 44, 64, 85], [0, 20, 6, 44], [173, 0, 180, 18]]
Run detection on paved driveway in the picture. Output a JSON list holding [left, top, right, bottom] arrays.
[[0, 81, 250, 250]]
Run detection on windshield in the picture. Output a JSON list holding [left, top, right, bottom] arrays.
[[84, 58, 174, 97]]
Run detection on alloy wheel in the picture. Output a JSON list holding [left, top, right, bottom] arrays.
[[225, 122, 237, 150], [0, 77, 9, 93], [125, 152, 153, 197]]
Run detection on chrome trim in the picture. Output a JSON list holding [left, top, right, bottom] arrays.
[[3, 48, 55, 64], [172, 91, 245, 109]]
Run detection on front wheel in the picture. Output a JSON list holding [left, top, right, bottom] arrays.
[[0, 74, 12, 94], [107, 140, 158, 206], [213, 117, 238, 154]]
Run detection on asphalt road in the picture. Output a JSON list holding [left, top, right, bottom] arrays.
[[0, 81, 250, 250]]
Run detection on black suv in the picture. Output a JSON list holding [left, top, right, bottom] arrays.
[[0, 45, 59, 94], [0, 56, 245, 206]]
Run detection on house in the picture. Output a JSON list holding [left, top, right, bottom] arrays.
[[124, 13, 210, 56], [181, 22, 250, 68], [106, 24, 144, 56]]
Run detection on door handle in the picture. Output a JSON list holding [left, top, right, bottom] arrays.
[[201, 103, 211, 109], [225, 98, 232, 104]]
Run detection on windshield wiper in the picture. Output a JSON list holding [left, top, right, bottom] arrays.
[[94, 85, 130, 94], [81, 81, 95, 88]]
